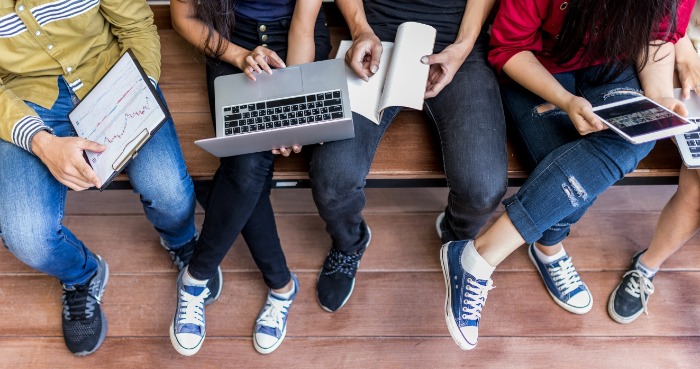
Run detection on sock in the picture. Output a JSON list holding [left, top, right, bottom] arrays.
[[271, 278, 296, 300], [460, 240, 496, 281], [533, 244, 567, 264], [182, 267, 208, 287], [635, 257, 658, 279]]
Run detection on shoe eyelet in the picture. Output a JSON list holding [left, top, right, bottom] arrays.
[[462, 314, 468, 319]]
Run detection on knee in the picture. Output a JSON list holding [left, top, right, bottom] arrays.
[[450, 174, 507, 214], [0, 222, 57, 272], [310, 162, 365, 207], [218, 153, 274, 192], [141, 172, 196, 218]]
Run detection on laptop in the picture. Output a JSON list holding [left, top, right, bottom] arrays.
[[195, 58, 354, 157], [674, 88, 700, 168]]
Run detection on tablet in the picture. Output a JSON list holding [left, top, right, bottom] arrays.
[[592, 96, 696, 144]]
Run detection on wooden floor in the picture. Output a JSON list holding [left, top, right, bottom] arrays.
[[1, 186, 700, 368]]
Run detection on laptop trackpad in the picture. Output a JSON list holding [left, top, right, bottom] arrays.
[[257, 66, 304, 98]]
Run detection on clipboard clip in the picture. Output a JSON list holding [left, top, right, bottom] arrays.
[[112, 128, 150, 171]]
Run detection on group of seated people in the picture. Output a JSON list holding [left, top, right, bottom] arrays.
[[1, 0, 699, 357]]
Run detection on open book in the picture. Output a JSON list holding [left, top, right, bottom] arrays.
[[335, 22, 436, 124]]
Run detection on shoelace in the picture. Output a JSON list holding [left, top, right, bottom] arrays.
[[460, 278, 495, 321], [63, 285, 99, 321], [169, 246, 194, 271], [258, 297, 293, 331], [623, 270, 655, 315], [324, 248, 361, 277], [176, 288, 208, 327], [548, 257, 583, 295]]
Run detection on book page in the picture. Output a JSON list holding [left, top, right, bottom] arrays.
[[378, 22, 436, 114], [69, 52, 166, 186], [336, 40, 394, 124]]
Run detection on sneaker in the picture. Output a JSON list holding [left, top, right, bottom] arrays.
[[317, 224, 371, 312], [170, 269, 210, 356], [164, 236, 222, 306], [62, 255, 109, 356], [528, 244, 592, 314], [253, 273, 300, 354], [440, 240, 494, 350], [608, 251, 655, 324]]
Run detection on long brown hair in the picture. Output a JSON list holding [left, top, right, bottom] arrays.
[[179, 0, 236, 59]]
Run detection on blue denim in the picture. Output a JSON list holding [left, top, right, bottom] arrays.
[[501, 65, 654, 246], [309, 32, 508, 252], [0, 78, 196, 287]]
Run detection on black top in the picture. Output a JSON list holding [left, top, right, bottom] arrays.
[[363, 0, 469, 52], [234, 0, 296, 21]]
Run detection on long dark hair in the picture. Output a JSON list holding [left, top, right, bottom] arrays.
[[179, 0, 236, 59], [553, 0, 679, 82]]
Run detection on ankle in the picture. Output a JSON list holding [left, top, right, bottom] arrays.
[[182, 268, 208, 287], [533, 243, 567, 264]]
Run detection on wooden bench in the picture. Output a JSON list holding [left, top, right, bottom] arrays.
[[137, 3, 682, 189]]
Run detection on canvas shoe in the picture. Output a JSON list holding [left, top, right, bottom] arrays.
[[528, 243, 592, 314], [253, 273, 300, 354], [440, 240, 494, 350], [608, 251, 655, 324], [62, 255, 109, 356], [163, 235, 222, 306], [317, 223, 371, 312], [170, 269, 210, 356]]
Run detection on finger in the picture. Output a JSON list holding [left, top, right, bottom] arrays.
[[271, 149, 281, 155], [682, 80, 692, 99], [61, 178, 90, 192], [77, 138, 106, 153], [76, 161, 101, 188], [245, 55, 262, 74], [60, 169, 94, 191], [292, 145, 302, 154], [420, 53, 447, 66], [580, 109, 604, 131], [346, 48, 370, 81], [254, 54, 272, 75], [673, 100, 689, 117], [245, 66, 257, 81], [279, 147, 290, 157], [368, 42, 383, 75], [265, 50, 286, 69]]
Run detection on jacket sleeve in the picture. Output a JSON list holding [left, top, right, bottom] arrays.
[[488, 0, 547, 74], [99, 0, 161, 82], [0, 77, 52, 152]]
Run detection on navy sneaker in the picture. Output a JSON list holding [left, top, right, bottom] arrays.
[[528, 244, 592, 314], [170, 269, 210, 356], [62, 255, 109, 356], [440, 240, 494, 350], [608, 251, 655, 324], [253, 273, 299, 354], [163, 236, 222, 306], [317, 223, 371, 312]]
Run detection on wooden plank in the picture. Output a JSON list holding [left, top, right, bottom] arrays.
[[0, 272, 698, 337], [2, 337, 698, 368]]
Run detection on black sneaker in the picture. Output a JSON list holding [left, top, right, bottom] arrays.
[[62, 255, 109, 356], [608, 251, 655, 324], [317, 224, 371, 312], [164, 236, 222, 306]]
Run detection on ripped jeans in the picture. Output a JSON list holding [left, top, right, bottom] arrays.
[[500, 65, 654, 246]]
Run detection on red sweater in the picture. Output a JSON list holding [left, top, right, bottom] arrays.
[[488, 0, 694, 75]]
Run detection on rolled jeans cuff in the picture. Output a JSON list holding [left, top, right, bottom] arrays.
[[503, 194, 542, 245]]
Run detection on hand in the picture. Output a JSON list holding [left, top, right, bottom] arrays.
[[676, 57, 700, 99], [650, 96, 689, 117], [31, 131, 105, 191], [345, 31, 383, 81], [272, 145, 302, 157], [236, 46, 286, 81], [421, 43, 471, 98], [561, 95, 606, 135]]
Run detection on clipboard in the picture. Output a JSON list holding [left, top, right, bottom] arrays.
[[68, 49, 170, 190]]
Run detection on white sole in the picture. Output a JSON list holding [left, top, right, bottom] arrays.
[[170, 320, 205, 356], [527, 247, 592, 314], [607, 284, 642, 324], [253, 327, 287, 354], [435, 212, 445, 240], [440, 244, 477, 351]]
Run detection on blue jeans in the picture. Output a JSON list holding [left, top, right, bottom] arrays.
[[501, 65, 654, 245], [0, 78, 196, 287], [309, 32, 508, 252]]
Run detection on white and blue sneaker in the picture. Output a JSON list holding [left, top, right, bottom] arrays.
[[170, 269, 210, 356], [528, 244, 592, 314], [253, 273, 299, 354], [440, 241, 494, 350]]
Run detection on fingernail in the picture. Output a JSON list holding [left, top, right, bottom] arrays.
[[420, 56, 429, 64], [370, 65, 378, 73], [281, 63, 287, 68], [363, 76, 369, 82]]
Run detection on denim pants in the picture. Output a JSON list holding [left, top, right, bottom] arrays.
[[0, 78, 196, 287], [309, 32, 508, 252], [501, 65, 654, 246], [187, 13, 331, 288]]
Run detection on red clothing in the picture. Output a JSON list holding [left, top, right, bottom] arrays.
[[488, 0, 694, 75]]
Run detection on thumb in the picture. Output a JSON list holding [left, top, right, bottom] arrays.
[[77, 138, 106, 153], [421, 53, 447, 65], [369, 42, 383, 74]]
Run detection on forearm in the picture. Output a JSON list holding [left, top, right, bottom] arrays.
[[336, 0, 374, 39], [675, 33, 698, 65], [502, 51, 575, 108], [638, 42, 676, 100], [286, 0, 323, 66], [452, 0, 497, 58]]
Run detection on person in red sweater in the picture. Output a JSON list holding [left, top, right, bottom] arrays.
[[439, 0, 693, 350]]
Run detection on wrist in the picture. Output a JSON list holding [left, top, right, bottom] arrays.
[[31, 130, 53, 157]]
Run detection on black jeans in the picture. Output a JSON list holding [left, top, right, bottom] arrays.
[[187, 13, 331, 289]]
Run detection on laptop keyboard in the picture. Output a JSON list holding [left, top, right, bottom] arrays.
[[222, 90, 344, 136], [683, 119, 700, 158]]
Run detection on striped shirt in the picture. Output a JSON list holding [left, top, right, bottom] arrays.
[[0, 0, 160, 152]]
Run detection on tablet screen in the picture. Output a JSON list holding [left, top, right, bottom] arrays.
[[594, 98, 690, 137]]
